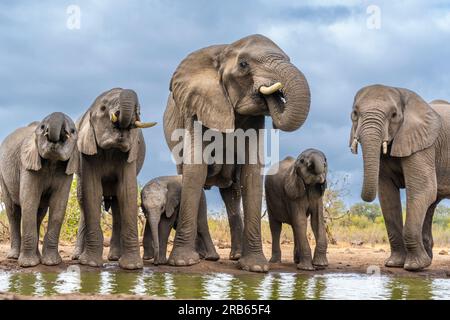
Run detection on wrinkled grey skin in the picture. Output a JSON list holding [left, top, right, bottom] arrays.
[[0, 113, 78, 267], [140, 176, 219, 265], [265, 149, 328, 270], [72, 88, 149, 270], [350, 84, 450, 271], [164, 34, 310, 272]]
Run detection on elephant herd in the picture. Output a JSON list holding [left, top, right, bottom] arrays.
[[0, 34, 449, 273]]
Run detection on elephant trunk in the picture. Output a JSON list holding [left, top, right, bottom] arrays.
[[149, 214, 160, 264], [312, 154, 324, 175], [265, 61, 311, 132], [118, 89, 138, 129], [359, 119, 384, 202], [47, 112, 65, 142]]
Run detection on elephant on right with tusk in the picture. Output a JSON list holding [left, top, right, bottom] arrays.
[[349, 84, 450, 271]]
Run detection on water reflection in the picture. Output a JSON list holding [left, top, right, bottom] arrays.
[[0, 269, 448, 300]]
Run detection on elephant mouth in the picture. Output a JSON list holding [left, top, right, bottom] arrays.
[[261, 87, 287, 115]]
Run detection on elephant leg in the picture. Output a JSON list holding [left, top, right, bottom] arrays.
[[219, 184, 243, 260], [379, 174, 406, 267], [196, 192, 219, 261], [268, 213, 282, 263], [142, 220, 154, 260], [72, 180, 85, 260], [311, 204, 328, 268], [422, 201, 438, 260], [155, 218, 172, 265], [36, 206, 48, 258], [292, 211, 314, 271], [41, 180, 71, 266], [108, 197, 122, 261], [238, 162, 268, 273], [402, 152, 436, 271], [3, 193, 21, 260], [168, 163, 207, 267], [18, 176, 41, 267], [116, 162, 142, 270], [79, 165, 104, 268]]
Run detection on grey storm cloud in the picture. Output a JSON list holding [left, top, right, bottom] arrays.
[[1, 0, 450, 209]]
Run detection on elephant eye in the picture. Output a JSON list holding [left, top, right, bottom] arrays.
[[392, 112, 397, 118], [70, 128, 75, 134], [40, 125, 45, 130], [351, 110, 358, 120], [239, 61, 249, 69], [100, 105, 106, 112], [300, 158, 304, 164]]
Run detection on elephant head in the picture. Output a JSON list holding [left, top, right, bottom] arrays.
[[284, 149, 328, 199], [141, 180, 180, 265], [21, 112, 79, 175], [170, 34, 310, 132], [349, 84, 442, 202], [77, 88, 156, 161]]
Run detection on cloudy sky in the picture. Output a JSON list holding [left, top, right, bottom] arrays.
[[1, 0, 450, 210]]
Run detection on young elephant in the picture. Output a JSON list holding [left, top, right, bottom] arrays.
[[141, 176, 219, 265], [0, 113, 78, 267], [265, 149, 328, 270]]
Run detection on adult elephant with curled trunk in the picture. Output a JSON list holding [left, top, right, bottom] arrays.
[[163, 34, 311, 272], [350, 84, 450, 271], [72, 88, 156, 270]]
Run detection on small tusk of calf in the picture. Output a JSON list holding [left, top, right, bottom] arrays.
[[351, 138, 358, 154], [382, 141, 388, 154], [110, 112, 118, 123]]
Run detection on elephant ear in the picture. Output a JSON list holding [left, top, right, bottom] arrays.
[[170, 45, 235, 132], [127, 129, 141, 163], [391, 89, 442, 157], [21, 133, 41, 171], [284, 166, 306, 200], [65, 144, 79, 175], [165, 183, 181, 218], [77, 111, 97, 155]]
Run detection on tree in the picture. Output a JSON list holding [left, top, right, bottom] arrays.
[[349, 202, 381, 222]]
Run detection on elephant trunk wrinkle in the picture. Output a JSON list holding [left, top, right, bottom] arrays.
[[149, 213, 160, 263]]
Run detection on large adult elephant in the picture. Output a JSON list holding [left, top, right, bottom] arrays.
[[163, 34, 311, 272], [73, 88, 156, 269], [349, 84, 450, 271]]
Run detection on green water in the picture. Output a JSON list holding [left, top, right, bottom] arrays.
[[0, 266, 449, 299]]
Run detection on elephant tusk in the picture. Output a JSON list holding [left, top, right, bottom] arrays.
[[66, 133, 70, 139], [110, 112, 118, 123], [259, 82, 283, 95], [382, 141, 388, 155], [135, 121, 157, 128], [351, 138, 358, 154]]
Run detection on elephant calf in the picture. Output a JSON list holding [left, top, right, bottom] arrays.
[[141, 176, 219, 265], [265, 149, 328, 270], [0, 113, 78, 267]]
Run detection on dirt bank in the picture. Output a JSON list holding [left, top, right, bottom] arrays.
[[0, 243, 449, 279]]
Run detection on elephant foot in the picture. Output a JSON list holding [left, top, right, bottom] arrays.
[[143, 254, 154, 261], [71, 246, 83, 260], [79, 251, 104, 267], [204, 251, 220, 261], [119, 252, 143, 270], [168, 246, 200, 266], [312, 253, 328, 269], [18, 252, 40, 268], [108, 248, 121, 261], [154, 256, 168, 266], [423, 241, 433, 260], [7, 248, 20, 260], [385, 251, 406, 268], [41, 251, 62, 266], [229, 250, 242, 261], [403, 250, 432, 271], [297, 258, 315, 271], [269, 254, 281, 263], [238, 253, 269, 273]]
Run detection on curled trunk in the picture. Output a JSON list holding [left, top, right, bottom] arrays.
[[118, 89, 138, 129], [266, 61, 310, 132], [48, 113, 65, 142]]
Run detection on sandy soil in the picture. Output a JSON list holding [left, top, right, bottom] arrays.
[[0, 242, 448, 278]]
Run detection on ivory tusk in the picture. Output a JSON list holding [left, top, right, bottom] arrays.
[[259, 82, 283, 95], [382, 141, 388, 155], [66, 133, 70, 139], [110, 112, 118, 123], [351, 138, 358, 154], [135, 121, 157, 128]]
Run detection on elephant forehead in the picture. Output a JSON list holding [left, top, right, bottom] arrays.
[[144, 183, 167, 206]]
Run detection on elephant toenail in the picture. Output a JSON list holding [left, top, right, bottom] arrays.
[[252, 265, 262, 272]]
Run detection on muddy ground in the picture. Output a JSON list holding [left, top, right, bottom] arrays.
[[0, 242, 449, 300]]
